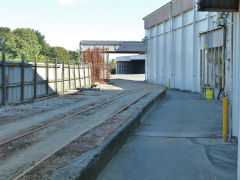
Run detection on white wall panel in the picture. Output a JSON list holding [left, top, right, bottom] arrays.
[[159, 23, 164, 34], [173, 15, 182, 29], [165, 20, 171, 32], [196, 11, 208, 22], [184, 9, 194, 25], [184, 25, 194, 90], [233, 11, 240, 137], [146, 8, 217, 93], [152, 35, 157, 82], [165, 32, 171, 86], [173, 29, 182, 89], [159, 34, 165, 85]]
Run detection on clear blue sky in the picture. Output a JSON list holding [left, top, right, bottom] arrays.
[[0, 0, 171, 51]]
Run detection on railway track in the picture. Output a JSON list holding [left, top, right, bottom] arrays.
[[0, 85, 152, 180], [13, 92, 150, 180], [0, 87, 146, 148]]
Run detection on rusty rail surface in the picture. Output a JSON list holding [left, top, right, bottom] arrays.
[[12, 92, 150, 180], [0, 93, 128, 147]]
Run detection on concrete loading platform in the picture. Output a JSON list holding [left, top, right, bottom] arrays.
[[97, 90, 237, 180]]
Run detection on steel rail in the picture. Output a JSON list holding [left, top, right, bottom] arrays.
[[0, 92, 130, 147], [13, 92, 150, 180]]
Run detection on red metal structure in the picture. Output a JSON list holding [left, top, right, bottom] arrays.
[[82, 47, 110, 83]]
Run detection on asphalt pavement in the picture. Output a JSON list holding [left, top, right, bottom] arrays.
[[97, 90, 237, 180]]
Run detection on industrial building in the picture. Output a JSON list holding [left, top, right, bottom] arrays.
[[144, 0, 240, 178], [116, 55, 145, 74], [144, 0, 238, 136]]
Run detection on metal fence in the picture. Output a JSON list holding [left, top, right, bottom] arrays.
[[0, 52, 92, 106]]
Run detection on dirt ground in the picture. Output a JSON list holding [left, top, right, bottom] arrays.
[[0, 74, 164, 180]]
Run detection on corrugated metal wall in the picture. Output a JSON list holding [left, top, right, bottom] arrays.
[[234, 2, 240, 178], [145, 7, 218, 92], [0, 62, 92, 105], [233, 6, 240, 138]]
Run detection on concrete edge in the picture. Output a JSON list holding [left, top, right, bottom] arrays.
[[52, 88, 167, 180]]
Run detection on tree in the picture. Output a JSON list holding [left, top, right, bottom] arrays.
[[54, 46, 69, 63], [49, 46, 58, 59], [0, 27, 73, 62], [0, 27, 19, 58], [69, 50, 79, 62], [110, 59, 116, 70], [13, 28, 41, 57], [33, 30, 51, 56]]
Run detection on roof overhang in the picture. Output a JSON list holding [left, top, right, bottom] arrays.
[[80, 40, 146, 54], [197, 0, 239, 12], [116, 55, 145, 62]]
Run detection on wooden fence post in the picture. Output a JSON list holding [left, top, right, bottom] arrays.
[[21, 54, 25, 102], [1, 50, 6, 105], [68, 59, 71, 90], [34, 55, 37, 99], [62, 62, 65, 94], [83, 64, 86, 87], [90, 63, 93, 86], [55, 57, 58, 93], [78, 63, 81, 88], [46, 58, 49, 96], [73, 60, 76, 89], [88, 64, 91, 86]]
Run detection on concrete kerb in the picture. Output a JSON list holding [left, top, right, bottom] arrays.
[[52, 88, 167, 180]]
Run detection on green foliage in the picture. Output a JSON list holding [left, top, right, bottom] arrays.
[[13, 28, 41, 56], [0, 27, 18, 57], [33, 30, 51, 56], [111, 59, 116, 70], [54, 46, 69, 63], [0, 27, 79, 64], [69, 50, 79, 62]]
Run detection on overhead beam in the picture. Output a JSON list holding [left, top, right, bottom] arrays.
[[80, 40, 146, 54], [197, 0, 239, 12]]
